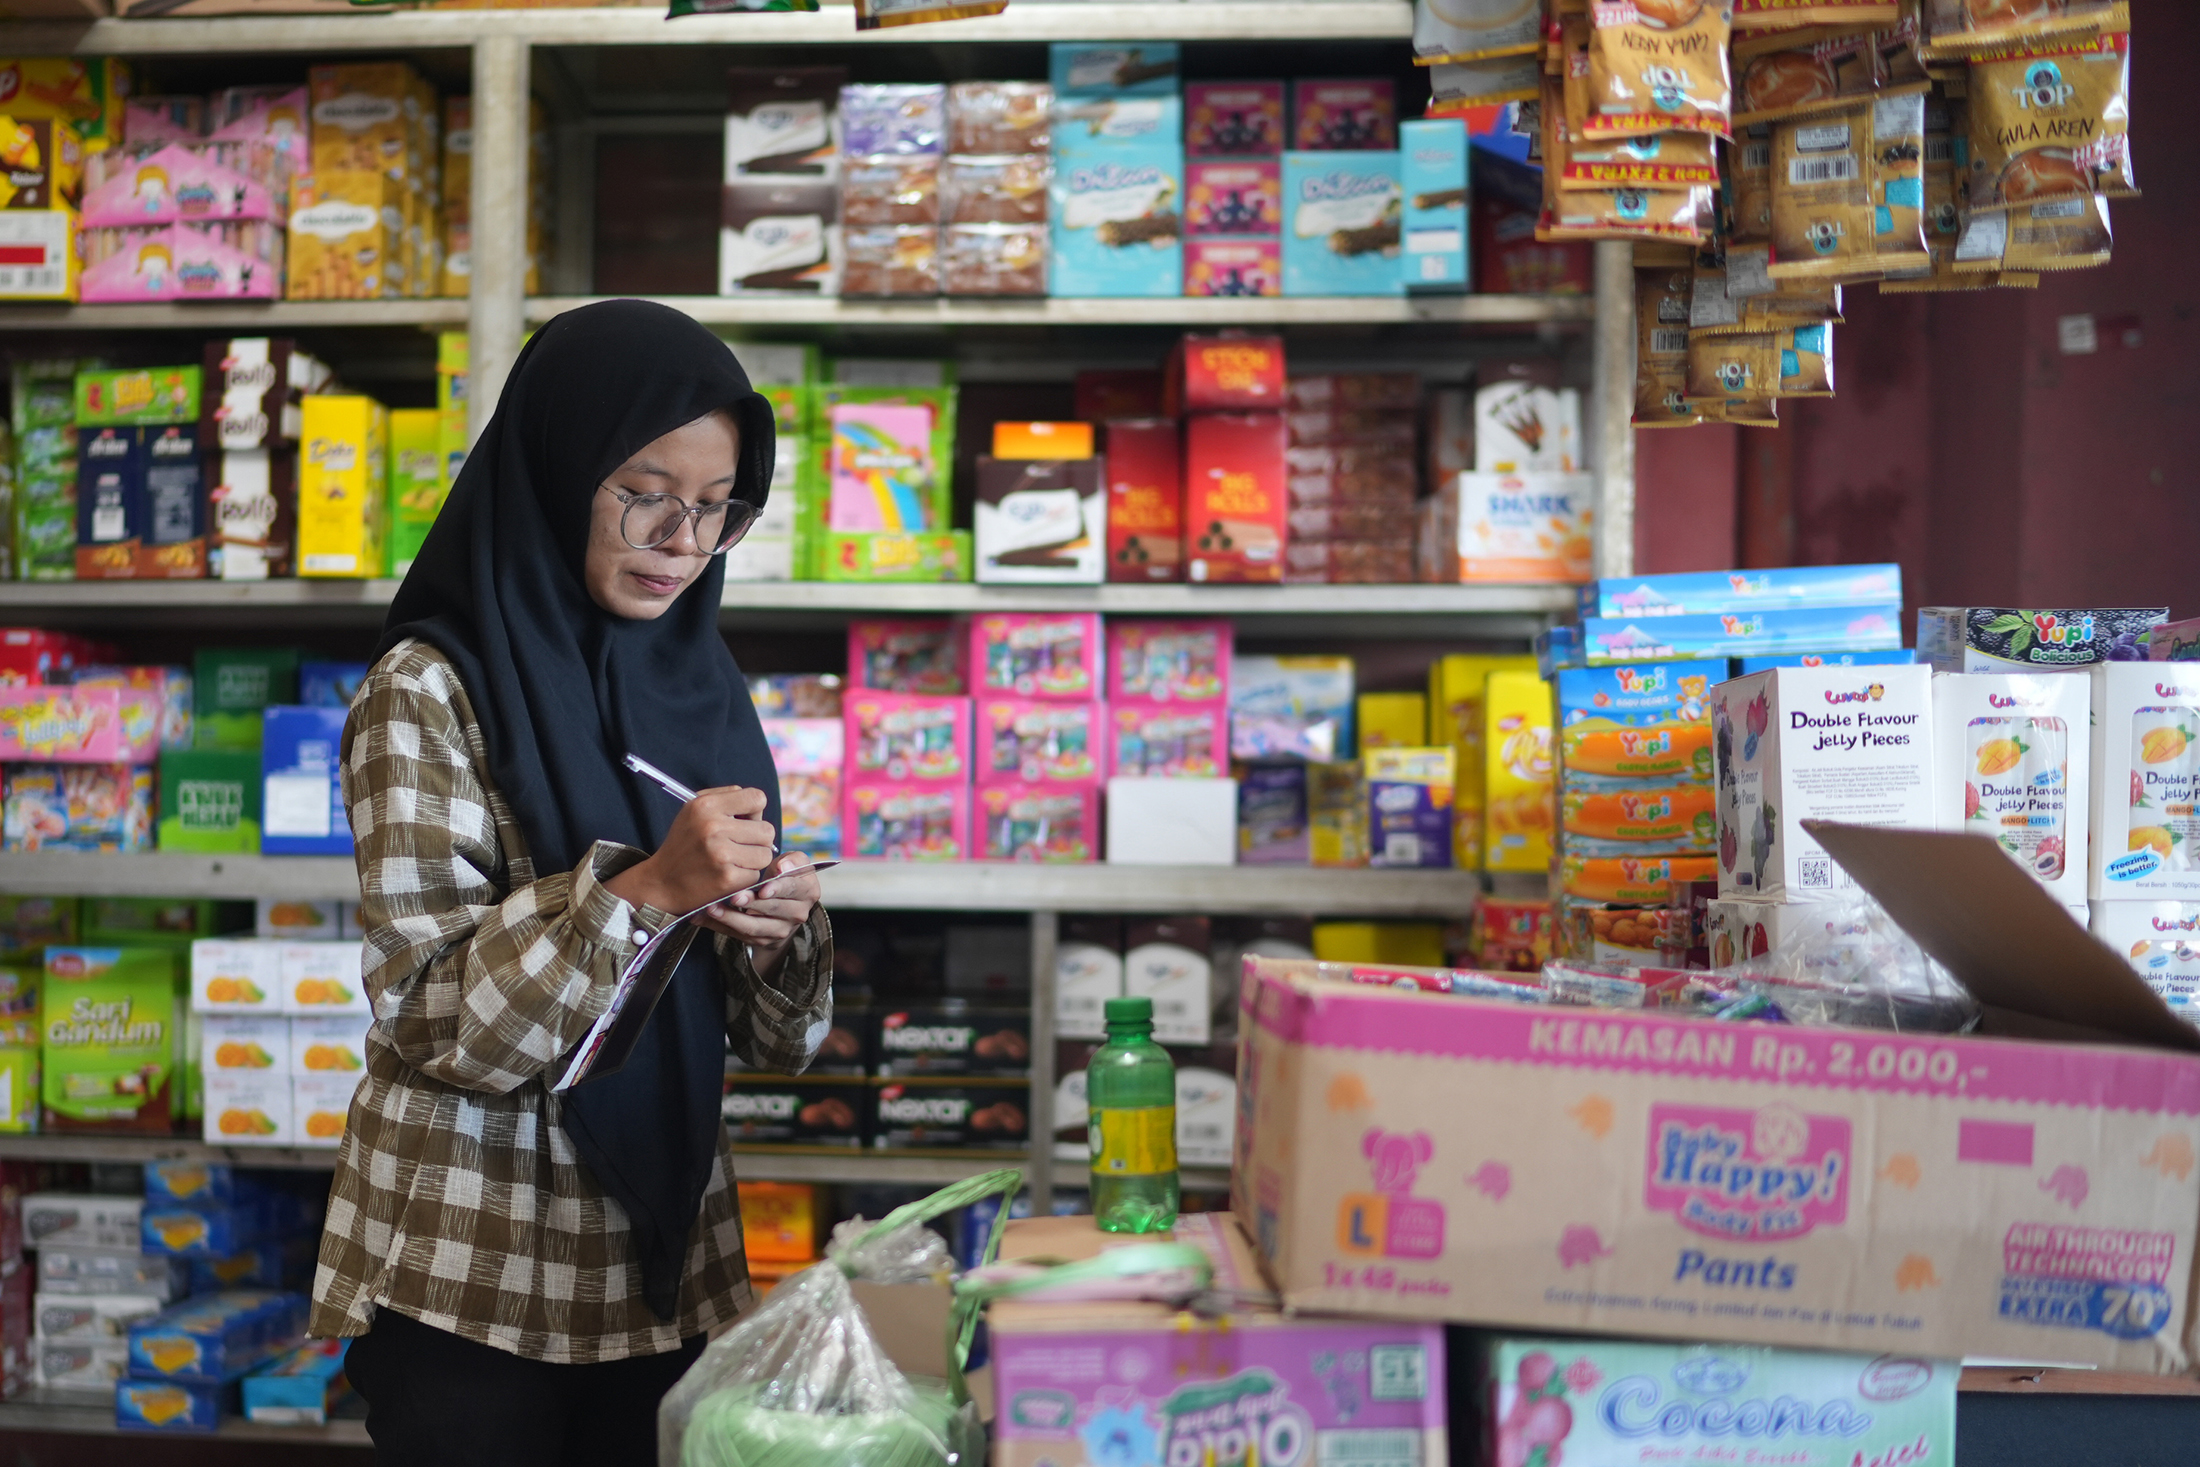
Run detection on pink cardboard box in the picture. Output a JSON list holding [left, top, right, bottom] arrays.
[[844, 691, 971, 785], [976, 698, 1106, 787], [1186, 160, 1282, 236], [846, 618, 965, 694], [79, 145, 279, 227], [1107, 620, 1231, 705], [79, 223, 282, 303], [845, 781, 969, 862], [0, 685, 162, 764], [977, 782, 1099, 862], [1109, 703, 1226, 779], [1236, 826, 2200, 1370], [1184, 239, 1282, 298], [969, 613, 1102, 702], [1185, 81, 1287, 158]]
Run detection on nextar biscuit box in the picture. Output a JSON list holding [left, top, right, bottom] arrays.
[[1234, 827, 2200, 1371]]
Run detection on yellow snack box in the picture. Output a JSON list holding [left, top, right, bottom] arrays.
[[1429, 652, 1538, 867], [0, 59, 130, 152], [735, 1181, 820, 1263], [1482, 668, 1554, 873], [287, 169, 402, 300], [1308, 761, 1366, 868], [1310, 921, 1446, 968], [308, 61, 422, 185], [1356, 692, 1428, 752], [298, 395, 389, 578]]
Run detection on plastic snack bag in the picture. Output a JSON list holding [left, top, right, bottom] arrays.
[[1724, 893, 1979, 1033]]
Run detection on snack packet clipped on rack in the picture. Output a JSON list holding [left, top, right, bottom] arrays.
[[1734, 0, 1896, 28], [1414, 0, 1547, 65], [1685, 323, 1835, 400], [1921, 0, 2125, 58], [1768, 91, 1928, 279], [1633, 264, 1701, 427], [1951, 191, 2111, 275], [1733, 26, 1908, 126], [1582, 0, 1736, 141], [1961, 28, 2134, 211]]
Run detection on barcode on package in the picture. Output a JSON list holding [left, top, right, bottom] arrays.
[[1318, 1430, 1421, 1467], [1651, 328, 1690, 354], [1789, 156, 1859, 185], [1742, 142, 1771, 170]]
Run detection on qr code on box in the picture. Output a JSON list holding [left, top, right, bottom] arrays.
[[1799, 856, 1831, 889]]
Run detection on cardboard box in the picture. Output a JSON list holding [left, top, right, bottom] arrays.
[[191, 940, 281, 1014], [37, 1248, 186, 1301], [292, 1071, 359, 1145], [1056, 917, 1124, 1041], [208, 448, 299, 581], [39, 948, 179, 1133], [203, 1016, 291, 1077], [0, 207, 75, 300], [25, 1194, 144, 1251], [75, 424, 144, 580], [1239, 763, 1309, 865], [2091, 662, 2200, 899], [976, 699, 1103, 787], [1713, 665, 1934, 900], [1183, 237, 1281, 298], [1102, 419, 1181, 582], [1171, 334, 1285, 414], [1919, 607, 2169, 674], [1484, 669, 1555, 874], [1124, 916, 1212, 1044], [384, 407, 443, 577], [0, 1048, 35, 1133], [844, 692, 970, 785], [1105, 777, 1237, 867], [1108, 705, 1226, 780], [76, 369, 201, 429], [974, 457, 1104, 585], [1282, 151, 1402, 297], [722, 1077, 870, 1148], [35, 1291, 165, 1341], [1109, 620, 1229, 707], [720, 176, 838, 294], [820, 531, 969, 583], [1400, 117, 1468, 292], [990, 1213, 1447, 1467], [260, 707, 350, 856], [1184, 412, 1286, 584], [296, 396, 388, 577], [201, 1071, 291, 1145], [137, 425, 206, 578], [1048, 144, 1183, 298], [1291, 78, 1397, 151], [871, 1079, 1028, 1152], [241, 1338, 348, 1427], [277, 942, 367, 1016], [2151, 618, 2200, 663], [1933, 673, 2091, 907], [37, 1338, 129, 1395], [0, 684, 160, 763], [1440, 471, 1595, 583], [1185, 160, 1281, 236]]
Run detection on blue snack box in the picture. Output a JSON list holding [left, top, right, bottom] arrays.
[[127, 1290, 304, 1384], [144, 1159, 259, 1209], [143, 1198, 270, 1257], [1050, 144, 1184, 298], [1556, 663, 1721, 723], [259, 706, 351, 856], [1229, 655, 1356, 763], [1733, 649, 1919, 674], [243, 1339, 351, 1426], [116, 1378, 231, 1433], [1282, 152, 1403, 297], [1576, 562, 1902, 620], [76, 425, 146, 572], [1053, 95, 1183, 157], [190, 1242, 287, 1293], [1049, 43, 1180, 99], [299, 662, 371, 709], [1536, 624, 1583, 680], [1579, 603, 1904, 665], [1400, 118, 1468, 292]]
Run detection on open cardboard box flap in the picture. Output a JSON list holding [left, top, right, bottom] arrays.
[[1804, 820, 2200, 1053]]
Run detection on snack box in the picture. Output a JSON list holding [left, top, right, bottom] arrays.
[[292, 1071, 358, 1146], [1400, 116, 1468, 291], [734, 1182, 819, 1264], [1919, 607, 2168, 674], [1102, 418, 1182, 583], [242, 1338, 349, 1426], [845, 782, 969, 862], [1108, 704, 1226, 780], [846, 618, 962, 695], [2091, 901, 2200, 1014], [1483, 670, 1555, 874], [1168, 332, 1285, 413], [1933, 673, 2092, 908], [1047, 142, 1184, 299], [763, 718, 842, 856], [870, 1079, 1029, 1152], [1583, 564, 1904, 620], [1474, 382, 1580, 474], [875, 1005, 1031, 1077], [2150, 618, 2200, 664], [1183, 237, 1280, 298], [192, 646, 300, 752], [974, 457, 1105, 585], [36, 1247, 186, 1301], [1466, 1336, 1956, 1467], [1230, 654, 1354, 763], [2091, 662, 2200, 899], [2, 764, 153, 854], [977, 783, 1100, 863], [1366, 747, 1455, 869], [1582, 604, 1905, 666], [260, 706, 350, 857], [296, 395, 388, 578], [1736, 650, 1920, 674], [75, 367, 201, 428], [1185, 80, 1285, 156], [1282, 151, 1403, 297], [969, 613, 1101, 702], [1239, 763, 1310, 865], [1048, 43, 1181, 100], [289, 1013, 367, 1077], [190, 1243, 287, 1294], [24, 1193, 144, 1251], [36, 1291, 165, 1341], [989, 1213, 1447, 1467], [1712, 665, 1934, 901], [1106, 776, 1237, 868], [38, 1337, 129, 1395], [191, 940, 281, 1014], [1555, 664, 1718, 784], [126, 1290, 302, 1384], [1108, 620, 1229, 707], [144, 1158, 255, 1208], [844, 691, 971, 784], [1441, 471, 1594, 583], [1183, 411, 1287, 585], [0, 684, 161, 763], [40, 948, 179, 1134], [975, 698, 1104, 789], [116, 1377, 229, 1433], [142, 1199, 265, 1257], [820, 531, 970, 584], [201, 1068, 296, 1145], [721, 1076, 870, 1148], [158, 748, 261, 854], [1291, 78, 1397, 151], [277, 942, 367, 1017]]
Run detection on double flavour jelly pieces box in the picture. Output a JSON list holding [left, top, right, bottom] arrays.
[[1933, 674, 2091, 907], [2092, 663, 2200, 900]]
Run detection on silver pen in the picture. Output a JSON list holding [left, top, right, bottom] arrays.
[[622, 751, 840, 891]]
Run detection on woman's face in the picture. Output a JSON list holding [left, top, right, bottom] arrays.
[[584, 409, 741, 620]]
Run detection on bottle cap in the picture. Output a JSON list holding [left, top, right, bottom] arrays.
[[1104, 996, 1153, 1024]]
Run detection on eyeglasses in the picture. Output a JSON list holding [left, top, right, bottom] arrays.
[[598, 484, 762, 555]]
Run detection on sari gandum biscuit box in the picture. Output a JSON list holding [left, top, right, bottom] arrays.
[[1233, 856, 2200, 1372]]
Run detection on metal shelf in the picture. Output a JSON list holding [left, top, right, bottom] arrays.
[[0, 300, 466, 332], [0, 3, 1411, 56], [0, 1389, 370, 1445], [0, 1133, 340, 1170], [0, 854, 1481, 916], [532, 294, 1593, 330]]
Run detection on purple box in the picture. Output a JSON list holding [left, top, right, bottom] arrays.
[[1367, 749, 1454, 869], [1238, 763, 1309, 865]]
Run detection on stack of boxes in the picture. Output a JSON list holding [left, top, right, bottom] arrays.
[[1281, 79, 1401, 298], [941, 81, 1052, 296], [972, 613, 1106, 863], [156, 651, 360, 859], [1283, 371, 1419, 585], [1050, 44, 1183, 298], [1183, 80, 1283, 297], [1173, 333, 1287, 585], [12, 360, 94, 582], [1108, 620, 1232, 857], [73, 368, 206, 581], [1419, 376, 1595, 586], [840, 83, 945, 298], [720, 66, 843, 297], [0, 59, 131, 306], [191, 934, 370, 1147], [1227, 653, 1353, 868], [0, 676, 167, 853], [28, 1189, 164, 1398], [202, 337, 330, 582], [2092, 633, 2200, 1013], [844, 618, 974, 861], [288, 62, 440, 301]]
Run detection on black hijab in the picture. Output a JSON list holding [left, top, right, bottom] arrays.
[[378, 299, 780, 1321]]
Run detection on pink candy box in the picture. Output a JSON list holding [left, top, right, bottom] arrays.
[[78, 223, 282, 303], [844, 691, 972, 784], [0, 685, 162, 764], [846, 781, 968, 862], [977, 782, 1099, 863], [1107, 620, 1232, 705], [969, 612, 1101, 701], [846, 618, 965, 694], [976, 698, 1106, 787], [1185, 80, 1286, 157], [79, 144, 278, 227], [1109, 703, 1226, 779]]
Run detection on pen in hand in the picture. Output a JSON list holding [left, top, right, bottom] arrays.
[[621, 752, 838, 902]]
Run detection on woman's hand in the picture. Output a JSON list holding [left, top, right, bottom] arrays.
[[693, 854, 819, 980], [604, 785, 777, 918]]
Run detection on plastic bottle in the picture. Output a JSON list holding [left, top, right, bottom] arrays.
[[1087, 995, 1179, 1233]]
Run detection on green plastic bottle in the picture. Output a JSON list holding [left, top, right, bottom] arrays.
[[1088, 995, 1179, 1233]]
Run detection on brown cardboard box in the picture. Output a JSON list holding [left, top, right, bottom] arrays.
[[1234, 825, 2200, 1371]]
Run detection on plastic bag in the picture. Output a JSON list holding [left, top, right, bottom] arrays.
[[1724, 893, 1979, 1033], [826, 1215, 953, 1284]]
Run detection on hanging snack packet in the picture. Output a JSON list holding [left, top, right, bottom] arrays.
[[1953, 191, 2112, 273], [1962, 29, 2133, 211], [1634, 265, 1700, 427], [1922, 0, 2124, 57], [1427, 54, 1544, 112], [1415, 0, 1546, 64], [1768, 92, 1928, 279], [1733, 28, 1895, 126], [851, 0, 1007, 29], [1583, 0, 1736, 141], [1734, 0, 1895, 27], [1727, 123, 1776, 239], [1879, 90, 1981, 289], [1538, 78, 1714, 241], [1700, 397, 1781, 426], [1687, 324, 1834, 400], [1562, 131, 1719, 188]]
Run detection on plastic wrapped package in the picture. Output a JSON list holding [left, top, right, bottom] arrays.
[[945, 82, 1052, 156], [940, 224, 1046, 297], [842, 227, 940, 298], [840, 157, 939, 227], [938, 156, 1049, 225], [1720, 895, 1980, 1034], [840, 84, 946, 158]]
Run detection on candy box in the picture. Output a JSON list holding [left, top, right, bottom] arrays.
[[846, 618, 963, 695], [296, 395, 388, 577], [1282, 151, 1403, 297], [977, 698, 1104, 787], [191, 940, 280, 1015], [116, 1377, 228, 1433], [989, 1213, 1448, 1467], [40, 948, 178, 1133], [1183, 238, 1280, 298], [845, 691, 970, 784], [1932, 673, 2091, 907], [1185, 80, 1285, 157], [1101, 419, 1181, 583], [277, 942, 367, 1016], [2090, 901, 2200, 1014], [1184, 412, 1287, 585], [1109, 621, 1230, 706], [974, 457, 1104, 585], [0, 683, 160, 762], [1712, 665, 1934, 901], [202, 1015, 290, 1085], [723, 1077, 871, 1148], [157, 749, 260, 854], [828, 401, 940, 533], [846, 782, 968, 862], [1048, 146, 1183, 298], [1230, 654, 1354, 764], [1584, 563, 1903, 621], [1367, 747, 1455, 869], [977, 783, 1099, 863], [292, 1071, 359, 1145], [1484, 669, 1554, 874], [1918, 607, 2168, 674], [3, 764, 153, 853], [969, 613, 1101, 702], [260, 706, 349, 856], [871, 1079, 1028, 1151], [1400, 116, 1468, 291], [820, 531, 970, 584], [1582, 604, 1905, 666], [1185, 160, 1280, 236], [1109, 704, 1225, 780], [1168, 333, 1285, 414], [1467, 1336, 1957, 1467], [2091, 662, 2200, 900]]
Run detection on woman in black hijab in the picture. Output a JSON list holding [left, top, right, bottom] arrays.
[[311, 300, 833, 1466]]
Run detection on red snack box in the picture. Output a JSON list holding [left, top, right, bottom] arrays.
[[1291, 79, 1396, 151], [1284, 373, 1422, 411], [1168, 334, 1286, 414], [1183, 412, 1287, 584], [977, 782, 1100, 863], [1103, 419, 1182, 584], [1184, 239, 1281, 298], [1074, 369, 1164, 422], [1186, 160, 1281, 236], [843, 691, 972, 784], [1185, 81, 1286, 157]]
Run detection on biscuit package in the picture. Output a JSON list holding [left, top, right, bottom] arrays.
[[1962, 28, 2134, 211], [1733, 0, 1896, 26], [1632, 265, 1700, 427], [1413, 0, 1547, 65], [1767, 91, 1928, 278], [1582, 0, 1736, 141], [1921, 0, 2125, 56]]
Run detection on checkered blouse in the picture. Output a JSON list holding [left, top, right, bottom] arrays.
[[308, 638, 833, 1363]]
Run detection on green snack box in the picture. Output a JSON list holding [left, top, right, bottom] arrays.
[[40, 946, 181, 1133], [0, 1048, 37, 1133], [74, 366, 203, 427], [192, 648, 300, 751], [436, 330, 469, 408], [0, 895, 78, 966], [157, 750, 264, 854], [81, 898, 242, 949], [438, 409, 468, 498], [821, 531, 971, 583], [387, 408, 446, 578], [12, 359, 88, 431], [809, 383, 958, 530]]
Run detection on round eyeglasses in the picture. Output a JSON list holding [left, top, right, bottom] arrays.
[[598, 484, 762, 554]]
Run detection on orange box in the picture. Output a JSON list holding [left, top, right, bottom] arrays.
[[991, 421, 1094, 460], [736, 1181, 819, 1263], [1184, 412, 1286, 584]]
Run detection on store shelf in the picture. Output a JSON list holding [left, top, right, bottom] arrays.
[[0, 300, 467, 332], [0, 1133, 341, 1171], [0, 853, 1479, 915], [0, 1389, 371, 1444], [0, 3, 1412, 56], [531, 294, 1594, 330]]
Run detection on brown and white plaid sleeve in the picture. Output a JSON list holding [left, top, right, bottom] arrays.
[[309, 639, 833, 1364]]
